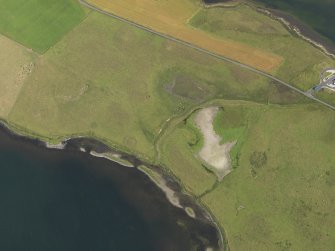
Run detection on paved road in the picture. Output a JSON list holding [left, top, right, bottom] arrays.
[[79, 0, 335, 111]]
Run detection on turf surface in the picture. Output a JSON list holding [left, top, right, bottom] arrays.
[[189, 4, 335, 90], [87, 0, 283, 72], [7, 11, 292, 162], [161, 100, 335, 250], [1, 2, 335, 251], [201, 103, 335, 251], [0, 35, 36, 117], [0, 0, 86, 53]]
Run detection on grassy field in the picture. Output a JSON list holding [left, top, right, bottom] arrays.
[[87, 0, 282, 72], [212, 106, 250, 169], [86, 0, 335, 90], [200, 103, 335, 250], [189, 4, 335, 90], [6, 11, 290, 162], [167, 101, 335, 250], [315, 90, 335, 106], [0, 35, 36, 118], [1, 2, 335, 251], [0, 0, 86, 53], [160, 123, 217, 196]]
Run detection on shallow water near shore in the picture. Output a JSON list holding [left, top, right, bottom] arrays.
[[252, 0, 335, 54], [251, 0, 335, 45], [0, 125, 220, 251]]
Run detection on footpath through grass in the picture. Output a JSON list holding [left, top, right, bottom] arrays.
[[0, 0, 86, 53]]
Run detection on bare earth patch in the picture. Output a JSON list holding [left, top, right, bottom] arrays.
[[0, 35, 35, 118], [195, 106, 235, 180]]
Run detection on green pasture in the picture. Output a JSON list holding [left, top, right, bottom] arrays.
[[160, 100, 335, 250], [315, 90, 335, 106], [160, 124, 217, 196], [201, 103, 335, 250], [2, 3, 335, 251], [0, 0, 86, 53], [212, 106, 250, 169], [7, 11, 296, 162], [189, 4, 335, 90]]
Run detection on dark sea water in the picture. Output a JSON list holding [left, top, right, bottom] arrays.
[[0, 125, 220, 251], [251, 0, 335, 44]]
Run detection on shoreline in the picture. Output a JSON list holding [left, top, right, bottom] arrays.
[[202, 0, 335, 59], [0, 119, 226, 251], [256, 7, 335, 59]]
